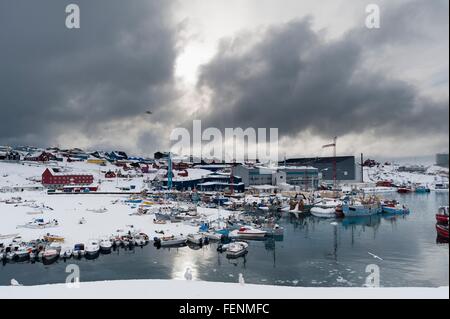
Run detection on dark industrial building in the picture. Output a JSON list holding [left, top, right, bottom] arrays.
[[280, 156, 356, 181]]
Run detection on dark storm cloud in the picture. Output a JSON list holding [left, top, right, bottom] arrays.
[[0, 0, 178, 148], [196, 2, 449, 141]]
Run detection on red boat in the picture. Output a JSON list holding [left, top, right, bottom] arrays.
[[436, 224, 449, 239], [397, 187, 412, 194], [436, 206, 449, 224]]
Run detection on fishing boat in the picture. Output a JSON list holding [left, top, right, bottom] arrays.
[[310, 199, 339, 218], [381, 200, 410, 215], [342, 201, 381, 217], [187, 233, 204, 245], [225, 242, 249, 258], [231, 226, 267, 239], [99, 238, 112, 252], [397, 186, 412, 194], [415, 185, 430, 193], [436, 206, 449, 224], [436, 224, 449, 239], [434, 183, 449, 192], [73, 243, 85, 257], [153, 235, 187, 247]]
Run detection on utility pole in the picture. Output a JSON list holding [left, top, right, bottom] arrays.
[[230, 159, 236, 194], [361, 153, 364, 183]]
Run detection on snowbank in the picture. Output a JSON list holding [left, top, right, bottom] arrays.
[[0, 279, 447, 299]]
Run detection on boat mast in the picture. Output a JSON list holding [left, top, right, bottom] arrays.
[[333, 136, 337, 196]]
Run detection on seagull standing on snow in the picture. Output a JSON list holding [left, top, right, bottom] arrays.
[[184, 268, 193, 281], [238, 273, 245, 285], [10, 279, 22, 286]]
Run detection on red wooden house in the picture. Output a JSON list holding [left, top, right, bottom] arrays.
[[41, 168, 94, 188]]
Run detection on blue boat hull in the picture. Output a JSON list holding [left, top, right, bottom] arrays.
[[342, 205, 381, 217], [382, 206, 410, 214]]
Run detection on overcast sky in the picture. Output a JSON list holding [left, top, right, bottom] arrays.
[[0, 0, 448, 159]]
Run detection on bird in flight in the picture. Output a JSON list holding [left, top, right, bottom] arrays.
[[145, 111, 152, 115]]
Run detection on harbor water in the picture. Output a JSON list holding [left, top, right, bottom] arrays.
[[0, 192, 448, 287]]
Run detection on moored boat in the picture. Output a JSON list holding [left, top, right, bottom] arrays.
[[203, 231, 223, 241], [436, 224, 449, 239], [42, 248, 59, 263], [99, 238, 112, 252], [231, 226, 267, 239], [73, 243, 85, 257], [225, 242, 249, 259], [153, 235, 187, 247], [85, 240, 100, 256], [343, 202, 381, 217], [310, 199, 339, 218], [397, 187, 412, 194], [436, 206, 449, 224], [415, 185, 430, 193], [59, 247, 72, 258], [382, 201, 410, 215], [187, 233, 204, 245]]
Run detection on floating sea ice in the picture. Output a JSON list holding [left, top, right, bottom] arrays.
[[292, 280, 299, 285], [261, 279, 267, 282], [228, 274, 234, 277], [330, 222, 338, 226]]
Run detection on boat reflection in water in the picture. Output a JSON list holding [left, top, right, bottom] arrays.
[[340, 215, 382, 228]]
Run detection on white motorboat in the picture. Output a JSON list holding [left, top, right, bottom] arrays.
[[231, 226, 267, 239], [42, 249, 59, 262], [187, 233, 204, 245], [59, 247, 72, 258], [154, 235, 187, 247], [73, 243, 85, 257], [85, 240, 100, 256], [310, 199, 339, 218], [434, 183, 449, 192], [226, 242, 249, 258], [99, 238, 112, 252], [204, 231, 223, 241], [133, 233, 149, 246], [15, 246, 31, 259]]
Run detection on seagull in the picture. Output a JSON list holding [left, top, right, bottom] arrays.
[[238, 273, 245, 285], [368, 252, 383, 261], [184, 267, 193, 281], [10, 279, 22, 286]]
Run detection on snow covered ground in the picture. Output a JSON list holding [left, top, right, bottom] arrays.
[[0, 161, 228, 248], [0, 279, 447, 299], [364, 164, 448, 187]]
